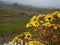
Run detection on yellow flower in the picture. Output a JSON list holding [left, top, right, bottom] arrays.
[[17, 38, 21, 43], [45, 14, 53, 22], [30, 21, 40, 27], [28, 41, 37, 45], [40, 43, 45, 45], [24, 32, 32, 40], [12, 37, 21, 43], [43, 22, 51, 27], [52, 11, 60, 18], [51, 35, 58, 42], [30, 15, 37, 21], [37, 14, 42, 20], [37, 14, 45, 21], [12, 36, 18, 43], [28, 40, 45, 45], [57, 13, 60, 18], [51, 24, 58, 30], [28, 41, 34, 45], [26, 23, 32, 28]]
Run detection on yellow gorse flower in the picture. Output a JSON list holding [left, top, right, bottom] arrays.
[[26, 23, 32, 28], [30, 21, 40, 27], [57, 13, 60, 18], [52, 11, 60, 18], [28, 40, 45, 45], [44, 14, 54, 22], [12, 36, 18, 43], [37, 14, 45, 21], [24, 32, 32, 40], [43, 22, 51, 27], [51, 24, 58, 29], [28, 41, 38, 45], [30, 15, 37, 21], [12, 36, 21, 43], [37, 14, 42, 20], [17, 38, 21, 43]]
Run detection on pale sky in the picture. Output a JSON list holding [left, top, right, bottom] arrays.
[[0, 0, 60, 8]]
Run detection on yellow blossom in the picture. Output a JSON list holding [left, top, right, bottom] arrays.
[[43, 22, 51, 27], [24, 32, 32, 40], [37, 14, 45, 21], [28, 40, 45, 45], [30, 15, 37, 21], [45, 14, 54, 22], [17, 38, 21, 43], [26, 23, 32, 28], [28, 41, 38, 45], [30, 21, 40, 27], [37, 14, 42, 20], [12, 36, 18, 43], [52, 11, 60, 18], [12, 34, 23, 43], [57, 13, 60, 18]]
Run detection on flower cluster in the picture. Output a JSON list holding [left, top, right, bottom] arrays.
[[26, 11, 60, 44], [26, 11, 60, 28]]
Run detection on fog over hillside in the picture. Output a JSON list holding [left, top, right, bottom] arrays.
[[0, 0, 60, 8]]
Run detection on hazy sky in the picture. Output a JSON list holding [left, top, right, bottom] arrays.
[[0, 0, 60, 8]]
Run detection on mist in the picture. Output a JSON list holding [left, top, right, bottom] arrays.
[[0, 0, 60, 8]]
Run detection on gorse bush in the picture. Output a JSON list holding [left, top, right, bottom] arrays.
[[11, 11, 60, 45], [26, 11, 60, 45]]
